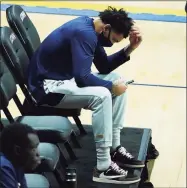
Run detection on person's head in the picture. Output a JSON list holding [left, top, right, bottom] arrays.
[[95, 6, 134, 47], [0, 123, 41, 171]]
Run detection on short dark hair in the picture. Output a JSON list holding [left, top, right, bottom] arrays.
[[99, 6, 134, 38], [0, 123, 36, 157]]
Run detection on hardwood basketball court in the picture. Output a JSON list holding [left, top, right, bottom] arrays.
[[0, 1, 186, 187]]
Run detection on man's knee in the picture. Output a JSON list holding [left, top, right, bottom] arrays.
[[88, 87, 112, 110], [95, 87, 112, 101], [87, 87, 112, 110]]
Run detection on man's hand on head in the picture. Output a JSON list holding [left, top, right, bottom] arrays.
[[129, 25, 142, 50], [123, 25, 142, 57]]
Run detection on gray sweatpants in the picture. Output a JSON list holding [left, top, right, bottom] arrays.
[[43, 72, 127, 148]]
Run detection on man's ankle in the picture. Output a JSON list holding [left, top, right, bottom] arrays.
[[111, 145, 121, 152], [96, 147, 111, 171]]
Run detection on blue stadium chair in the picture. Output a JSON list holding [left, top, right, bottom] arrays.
[[6, 5, 86, 135]]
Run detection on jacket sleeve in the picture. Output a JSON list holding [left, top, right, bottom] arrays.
[[71, 30, 113, 89], [0, 166, 27, 188], [93, 44, 130, 74]]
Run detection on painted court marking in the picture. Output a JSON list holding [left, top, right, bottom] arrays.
[[1, 1, 186, 23]]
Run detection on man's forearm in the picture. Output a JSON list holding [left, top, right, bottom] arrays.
[[75, 73, 113, 90], [94, 45, 131, 74], [124, 44, 136, 57]]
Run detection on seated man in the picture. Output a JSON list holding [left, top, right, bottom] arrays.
[[27, 6, 143, 184], [0, 123, 41, 188]]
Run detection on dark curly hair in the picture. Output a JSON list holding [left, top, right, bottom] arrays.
[[0, 123, 37, 157], [99, 6, 134, 38]]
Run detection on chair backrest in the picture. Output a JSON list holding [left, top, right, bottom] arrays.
[[0, 26, 29, 85], [0, 26, 36, 105], [6, 5, 41, 59], [0, 53, 17, 110]]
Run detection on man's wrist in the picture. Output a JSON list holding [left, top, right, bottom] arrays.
[[124, 44, 136, 57]]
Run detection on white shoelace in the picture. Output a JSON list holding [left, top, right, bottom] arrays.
[[111, 162, 128, 176], [119, 147, 134, 159]]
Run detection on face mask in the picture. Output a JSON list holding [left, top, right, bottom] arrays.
[[98, 28, 113, 47]]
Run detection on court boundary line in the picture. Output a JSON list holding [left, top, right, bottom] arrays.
[[1, 4, 186, 23], [131, 83, 186, 89], [1, 1, 186, 16]]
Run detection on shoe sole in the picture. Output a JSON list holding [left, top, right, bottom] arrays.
[[117, 162, 145, 168], [122, 163, 145, 168], [93, 177, 141, 184]]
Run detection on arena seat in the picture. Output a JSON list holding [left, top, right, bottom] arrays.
[[5, 5, 86, 135], [6, 5, 41, 59], [25, 174, 50, 188], [0, 53, 77, 186], [0, 52, 78, 163]]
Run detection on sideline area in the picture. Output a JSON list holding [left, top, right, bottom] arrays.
[[1, 1, 186, 23]]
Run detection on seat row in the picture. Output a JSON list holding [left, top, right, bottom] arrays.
[[0, 4, 86, 188]]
